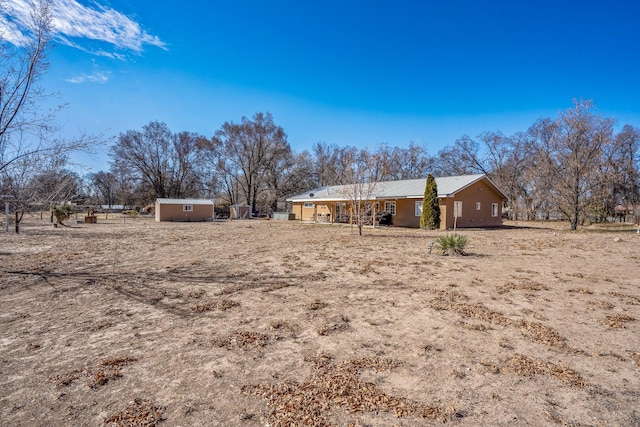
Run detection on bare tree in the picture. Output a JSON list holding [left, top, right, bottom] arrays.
[[89, 171, 117, 208], [378, 142, 435, 181], [532, 99, 615, 230], [109, 121, 212, 202], [1, 0, 95, 174], [479, 131, 537, 220], [340, 149, 381, 236], [311, 142, 359, 186], [434, 135, 486, 176], [610, 125, 640, 223], [0, 148, 78, 232], [1, 0, 99, 232], [214, 112, 290, 214]]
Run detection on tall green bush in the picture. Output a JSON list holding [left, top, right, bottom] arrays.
[[420, 174, 440, 230]]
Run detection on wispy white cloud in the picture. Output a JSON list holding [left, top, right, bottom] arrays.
[[0, 0, 166, 56], [0, 8, 31, 45], [66, 69, 111, 84]]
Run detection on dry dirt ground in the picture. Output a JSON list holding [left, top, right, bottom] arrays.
[[1, 215, 639, 426]]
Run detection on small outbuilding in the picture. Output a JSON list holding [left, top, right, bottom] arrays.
[[155, 198, 214, 222], [229, 204, 252, 220]]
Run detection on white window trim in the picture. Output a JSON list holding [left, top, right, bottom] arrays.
[[415, 201, 423, 217], [183, 204, 193, 212], [454, 201, 463, 218], [384, 201, 396, 216], [491, 203, 499, 217], [304, 202, 314, 208], [476, 202, 481, 210]]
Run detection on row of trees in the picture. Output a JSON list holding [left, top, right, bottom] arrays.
[[99, 100, 639, 231], [99, 117, 440, 216], [435, 100, 640, 230], [2, 3, 639, 232]]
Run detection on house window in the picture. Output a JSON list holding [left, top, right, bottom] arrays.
[[384, 201, 396, 216], [492, 203, 499, 217], [183, 205, 193, 212], [304, 202, 314, 208], [476, 202, 481, 210], [415, 201, 423, 216], [453, 201, 463, 217]]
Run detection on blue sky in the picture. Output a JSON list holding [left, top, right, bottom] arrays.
[[2, 0, 640, 173]]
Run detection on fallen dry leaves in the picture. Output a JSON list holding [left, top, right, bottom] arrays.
[[430, 291, 568, 348], [191, 299, 240, 313], [213, 331, 270, 350], [504, 354, 588, 387], [50, 356, 137, 389], [603, 314, 636, 328], [243, 353, 454, 426], [103, 398, 165, 427]]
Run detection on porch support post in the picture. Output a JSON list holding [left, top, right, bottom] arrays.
[[372, 200, 376, 228], [330, 202, 334, 224]]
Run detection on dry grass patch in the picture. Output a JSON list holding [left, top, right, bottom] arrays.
[[213, 331, 269, 350], [262, 282, 298, 292], [566, 272, 586, 279], [191, 299, 240, 312], [504, 354, 588, 387], [496, 279, 549, 295], [514, 320, 567, 348], [431, 298, 512, 327], [431, 295, 568, 349], [103, 398, 165, 426], [187, 289, 206, 299], [318, 315, 350, 336], [458, 320, 491, 331], [519, 308, 548, 321], [243, 353, 454, 426], [305, 299, 328, 310], [567, 288, 593, 295], [216, 282, 260, 295], [597, 350, 627, 361], [608, 292, 640, 305], [50, 357, 137, 389], [586, 300, 614, 310], [603, 314, 636, 328], [269, 320, 297, 339]]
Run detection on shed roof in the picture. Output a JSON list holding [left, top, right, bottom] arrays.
[[156, 198, 214, 205], [286, 174, 507, 202]]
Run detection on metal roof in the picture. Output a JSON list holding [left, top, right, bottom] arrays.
[[156, 198, 214, 205], [286, 174, 507, 202]]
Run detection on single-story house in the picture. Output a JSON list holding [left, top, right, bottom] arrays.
[[286, 174, 508, 229], [155, 198, 214, 222]]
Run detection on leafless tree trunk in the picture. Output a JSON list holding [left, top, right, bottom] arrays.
[[340, 149, 381, 236]]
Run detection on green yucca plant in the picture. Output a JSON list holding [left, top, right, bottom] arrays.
[[52, 203, 74, 226], [434, 233, 469, 256]]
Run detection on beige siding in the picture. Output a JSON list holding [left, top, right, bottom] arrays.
[[389, 199, 420, 228], [443, 180, 502, 228], [155, 203, 213, 222], [297, 202, 331, 221]]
